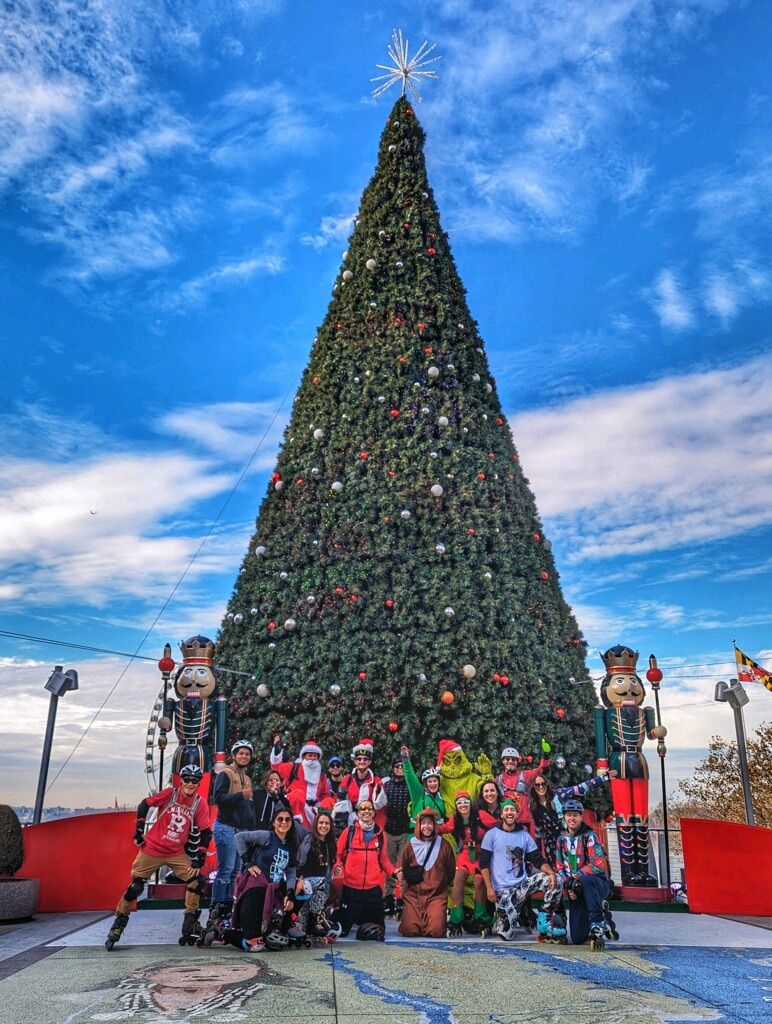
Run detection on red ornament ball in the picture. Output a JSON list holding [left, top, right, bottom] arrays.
[[500, 675, 510, 685], [349, 594, 359, 603], [427, 246, 436, 255], [295, 478, 305, 486], [405, 107, 414, 116], [312, 375, 320, 384], [158, 656, 175, 674], [477, 472, 486, 480], [403, 221, 411, 230], [532, 532, 541, 541], [646, 667, 663, 684], [467, 528, 477, 535], [424, 346, 433, 355], [440, 690, 455, 706], [334, 586, 345, 595], [271, 472, 281, 483], [492, 673, 501, 682], [555, 707, 567, 720], [540, 571, 549, 581], [388, 721, 399, 733], [358, 672, 367, 681], [359, 451, 369, 460], [384, 598, 395, 609], [390, 408, 400, 418], [388, 470, 397, 478], [268, 621, 277, 631]]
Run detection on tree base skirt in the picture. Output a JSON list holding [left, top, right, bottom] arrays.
[[0, 877, 40, 921]]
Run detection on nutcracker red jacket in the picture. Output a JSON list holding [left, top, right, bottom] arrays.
[[336, 821, 395, 891]]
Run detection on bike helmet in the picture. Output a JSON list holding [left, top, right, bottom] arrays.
[[562, 798, 584, 813], [421, 766, 441, 781], [356, 922, 385, 941], [501, 747, 519, 760], [179, 764, 204, 782], [231, 739, 254, 756], [264, 930, 290, 950]]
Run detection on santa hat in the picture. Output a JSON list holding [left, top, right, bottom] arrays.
[[436, 738, 461, 766], [352, 738, 374, 758], [299, 740, 322, 758]]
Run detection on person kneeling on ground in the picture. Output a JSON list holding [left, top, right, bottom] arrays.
[[333, 800, 395, 941], [480, 798, 562, 941], [232, 807, 304, 952], [398, 809, 456, 938], [555, 798, 615, 945]]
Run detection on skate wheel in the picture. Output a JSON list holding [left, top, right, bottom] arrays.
[[105, 938, 115, 951]]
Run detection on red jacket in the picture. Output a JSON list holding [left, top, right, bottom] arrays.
[[336, 821, 394, 891]]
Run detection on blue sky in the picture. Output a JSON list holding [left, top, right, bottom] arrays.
[[2, 0, 771, 807]]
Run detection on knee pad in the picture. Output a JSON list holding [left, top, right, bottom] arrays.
[[123, 876, 146, 902], [186, 875, 205, 897]]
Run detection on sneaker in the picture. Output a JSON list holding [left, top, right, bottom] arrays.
[[288, 925, 306, 939], [242, 937, 265, 952]]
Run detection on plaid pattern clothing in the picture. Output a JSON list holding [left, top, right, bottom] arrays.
[[555, 825, 608, 882]]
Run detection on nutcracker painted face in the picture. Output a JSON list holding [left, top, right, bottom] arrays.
[[174, 664, 217, 700], [600, 645, 645, 708]]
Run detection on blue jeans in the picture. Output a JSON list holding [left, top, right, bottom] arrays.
[[212, 821, 239, 903], [567, 873, 610, 944]]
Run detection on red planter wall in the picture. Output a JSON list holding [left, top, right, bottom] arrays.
[[23, 812, 137, 912], [681, 816, 772, 915]]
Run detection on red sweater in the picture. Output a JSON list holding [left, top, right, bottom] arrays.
[[336, 822, 394, 891]]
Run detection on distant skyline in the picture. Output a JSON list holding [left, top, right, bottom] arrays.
[[2, 1, 771, 807]]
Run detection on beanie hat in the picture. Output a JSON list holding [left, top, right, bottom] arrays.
[[352, 738, 374, 758], [437, 738, 462, 765], [455, 790, 472, 802], [501, 798, 520, 810], [299, 740, 322, 758]]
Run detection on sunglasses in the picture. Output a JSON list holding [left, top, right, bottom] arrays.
[[534, 782, 547, 788], [274, 816, 292, 823], [354, 755, 371, 761], [358, 805, 375, 812]]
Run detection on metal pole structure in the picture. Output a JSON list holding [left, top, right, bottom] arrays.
[[33, 666, 79, 825], [157, 644, 175, 790], [647, 655, 670, 888], [714, 678, 755, 826], [33, 687, 60, 825]]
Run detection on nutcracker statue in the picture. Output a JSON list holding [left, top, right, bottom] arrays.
[[158, 635, 228, 784], [594, 645, 667, 887]]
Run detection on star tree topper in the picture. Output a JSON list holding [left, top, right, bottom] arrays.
[[371, 28, 441, 102]]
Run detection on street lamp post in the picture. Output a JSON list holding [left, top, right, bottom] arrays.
[[714, 678, 755, 826], [33, 666, 79, 824]]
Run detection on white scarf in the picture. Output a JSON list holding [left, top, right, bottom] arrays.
[[409, 835, 441, 871]]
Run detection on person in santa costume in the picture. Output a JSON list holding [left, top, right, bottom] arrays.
[[336, 739, 388, 828], [494, 740, 551, 828], [269, 734, 331, 827]]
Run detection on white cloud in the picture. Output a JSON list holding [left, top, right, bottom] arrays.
[[647, 269, 695, 330], [167, 252, 286, 308], [0, 400, 289, 609], [209, 83, 323, 167], [423, 0, 732, 241], [160, 400, 288, 465], [510, 352, 772, 560], [300, 212, 355, 251]]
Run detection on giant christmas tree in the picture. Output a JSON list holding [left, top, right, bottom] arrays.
[[216, 94, 598, 773]]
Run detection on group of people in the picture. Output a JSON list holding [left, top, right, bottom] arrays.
[[105, 734, 618, 952]]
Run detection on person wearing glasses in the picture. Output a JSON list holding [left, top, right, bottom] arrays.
[[337, 738, 388, 827], [333, 799, 395, 940], [105, 764, 211, 950], [233, 807, 303, 952], [529, 769, 616, 868]]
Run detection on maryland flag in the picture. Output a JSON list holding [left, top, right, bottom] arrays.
[[734, 645, 772, 694]]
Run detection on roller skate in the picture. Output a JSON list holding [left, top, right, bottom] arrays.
[[536, 909, 566, 943], [602, 900, 619, 941], [589, 921, 606, 951], [383, 894, 397, 918], [104, 913, 129, 951], [311, 909, 341, 945], [394, 896, 403, 920], [198, 901, 230, 947], [517, 901, 536, 934], [179, 909, 202, 946], [447, 905, 464, 938]]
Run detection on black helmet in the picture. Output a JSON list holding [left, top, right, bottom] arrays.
[[563, 798, 584, 813], [356, 922, 385, 941], [179, 764, 204, 782]]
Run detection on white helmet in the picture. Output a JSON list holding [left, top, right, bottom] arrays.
[[501, 747, 519, 760], [231, 740, 254, 757], [421, 766, 441, 781]]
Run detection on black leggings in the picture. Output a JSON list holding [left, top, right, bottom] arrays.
[[335, 885, 384, 936]]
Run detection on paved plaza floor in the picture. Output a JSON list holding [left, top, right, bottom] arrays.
[[0, 909, 770, 1024]]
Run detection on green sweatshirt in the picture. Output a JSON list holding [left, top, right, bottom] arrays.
[[402, 753, 446, 827]]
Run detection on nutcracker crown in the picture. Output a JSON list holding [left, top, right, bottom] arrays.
[[180, 634, 216, 664], [601, 645, 639, 674]]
